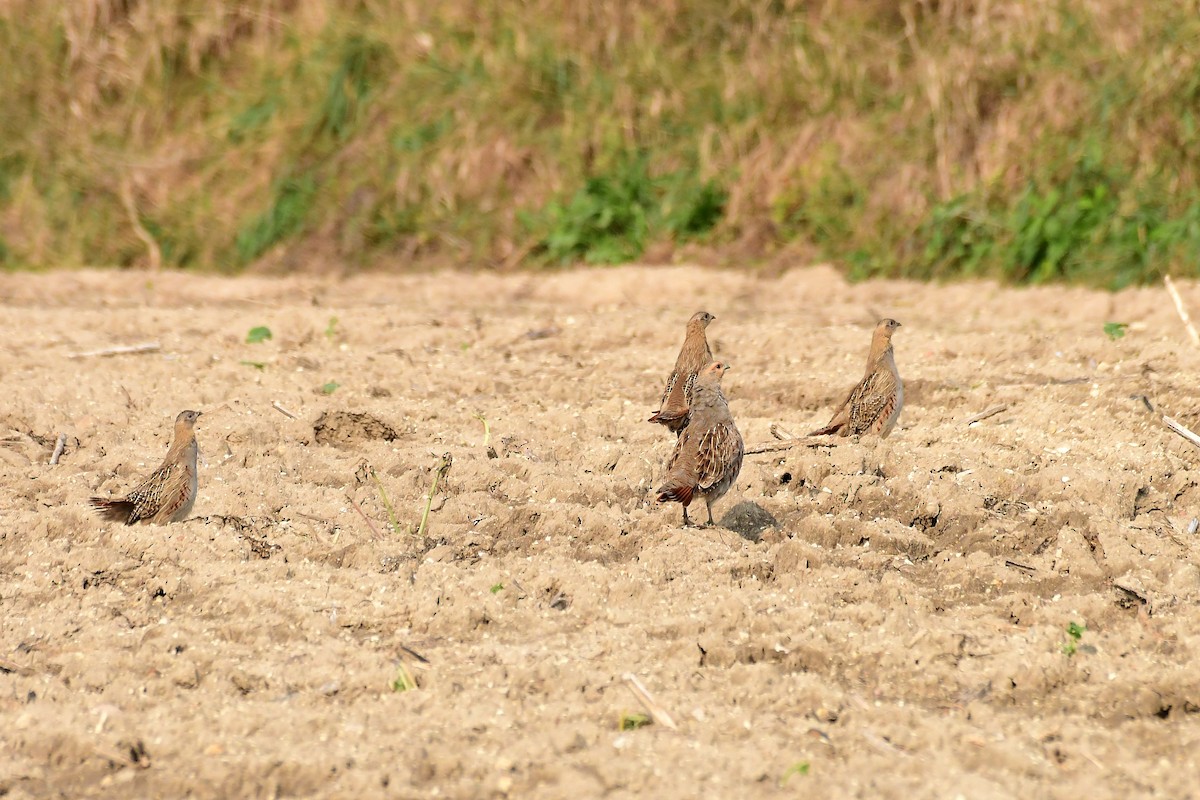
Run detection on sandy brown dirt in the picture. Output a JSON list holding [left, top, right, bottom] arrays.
[[2, 266, 1200, 799]]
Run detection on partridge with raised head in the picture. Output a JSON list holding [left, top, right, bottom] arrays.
[[656, 361, 744, 527], [649, 311, 715, 434], [90, 410, 201, 525], [809, 319, 904, 438]]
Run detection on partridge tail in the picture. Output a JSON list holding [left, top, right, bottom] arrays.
[[656, 482, 694, 505], [89, 497, 136, 524], [649, 407, 687, 425]]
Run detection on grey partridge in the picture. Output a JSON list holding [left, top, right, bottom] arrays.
[[90, 410, 201, 525], [810, 319, 904, 438], [656, 361, 744, 526], [649, 311, 715, 434]]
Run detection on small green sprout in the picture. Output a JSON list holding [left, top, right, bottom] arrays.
[[490, 583, 504, 594], [239, 360, 266, 370], [618, 712, 652, 731], [392, 664, 417, 692], [1062, 621, 1086, 656], [1103, 322, 1128, 340], [246, 325, 273, 344], [321, 381, 340, 394], [780, 761, 811, 785]]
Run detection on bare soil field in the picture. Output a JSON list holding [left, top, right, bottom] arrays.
[[2, 266, 1199, 799]]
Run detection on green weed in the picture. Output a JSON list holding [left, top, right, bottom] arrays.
[[1062, 621, 1086, 656], [246, 326, 273, 344], [779, 761, 811, 786], [618, 712, 651, 731], [392, 663, 418, 692]]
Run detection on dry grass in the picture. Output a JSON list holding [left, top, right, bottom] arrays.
[[1, 0, 1198, 284]]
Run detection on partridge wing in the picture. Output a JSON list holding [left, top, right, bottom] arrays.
[[123, 462, 179, 524], [695, 421, 743, 492], [848, 369, 898, 434]]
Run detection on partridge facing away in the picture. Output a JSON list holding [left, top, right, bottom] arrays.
[[809, 319, 904, 438], [90, 410, 201, 525], [649, 311, 715, 434], [656, 361, 744, 527]]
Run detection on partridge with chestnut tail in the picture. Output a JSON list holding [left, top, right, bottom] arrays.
[[809, 319, 903, 438], [656, 362, 743, 526], [90, 410, 201, 525]]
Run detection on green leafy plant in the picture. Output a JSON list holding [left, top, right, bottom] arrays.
[[490, 582, 504, 594], [529, 154, 727, 265], [1104, 322, 1128, 340], [321, 381, 340, 394], [239, 360, 266, 370], [1062, 621, 1086, 656], [618, 712, 652, 731], [324, 316, 339, 340], [246, 326, 273, 344]]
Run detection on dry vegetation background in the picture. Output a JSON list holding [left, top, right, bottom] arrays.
[[2, 0, 1200, 282]]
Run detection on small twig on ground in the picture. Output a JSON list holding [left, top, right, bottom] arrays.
[[49, 433, 67, 465], [69, 342, 160, 359], [861, 730, 908, 757], [769, 423, 797, 441], [416, 453, 453, 538], [369, 468, 402, 534], [1164, 275, 1200, 348], [745, 438, 835, 456], [621, 673, 678, 731], [965, 404, 1009, 426], [271, 400, 299, 420], [1004, 559, 1037, 574], [346, 495, 382, 538], [1163, 414, 1200, 450]]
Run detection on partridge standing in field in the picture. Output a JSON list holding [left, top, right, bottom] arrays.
[[90, 410, 201, 525], [809, 319, 904, 438], [656, 361, 744, 527], [649, 311, 715, 434]]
